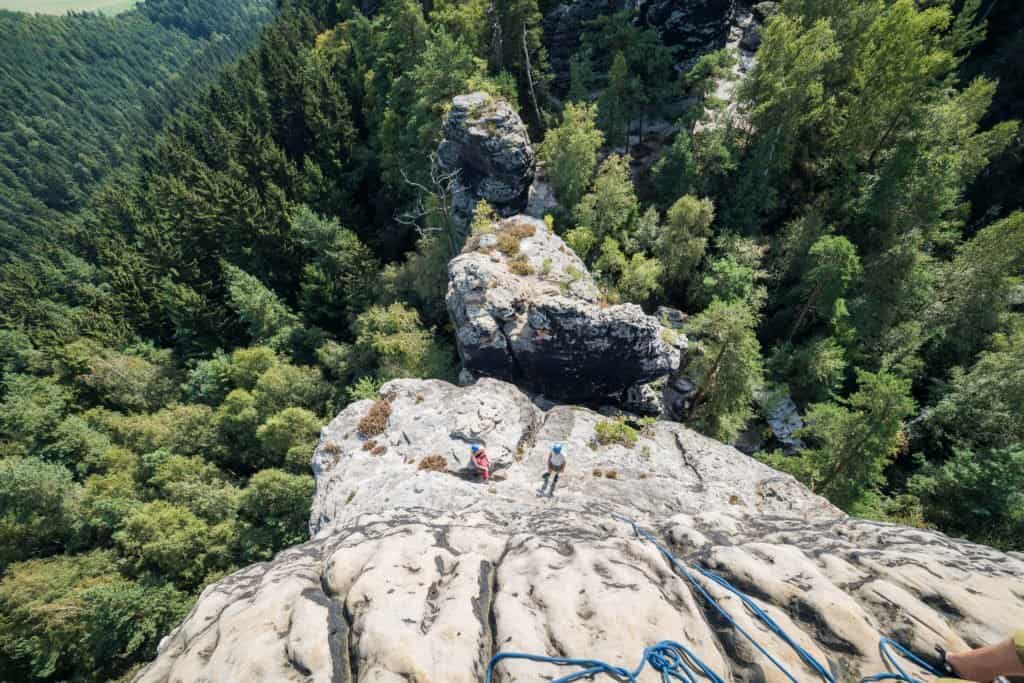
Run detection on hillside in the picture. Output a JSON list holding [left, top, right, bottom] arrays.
[[0, 0, 273, 250]]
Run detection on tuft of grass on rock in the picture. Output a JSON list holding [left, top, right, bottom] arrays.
[[358, 399, 391, 437], [417, 454, 448, 471], [594, 417, 638, 447]]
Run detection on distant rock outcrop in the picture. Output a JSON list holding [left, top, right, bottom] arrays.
[[135, 377, 1024, 683], [437, 92, 536, 228], [543, 0, 760, 91], [446, 214, 682, 404]]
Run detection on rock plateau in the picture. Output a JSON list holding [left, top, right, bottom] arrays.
[[135, 376, 1024, 683]]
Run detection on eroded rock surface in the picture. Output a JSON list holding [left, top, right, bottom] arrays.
[[137, 377, 1024, 683], [446, 215, 682, 404], [437, 92, 536, 229]]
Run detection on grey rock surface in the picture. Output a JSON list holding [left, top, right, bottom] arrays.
[[136, 377, 1024, 683], [437, 92, 536, 227], [446, 215, 681, 403]]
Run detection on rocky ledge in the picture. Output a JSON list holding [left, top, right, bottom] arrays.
[[446, 214, 682, 405], [135, 377, 1024, 683]]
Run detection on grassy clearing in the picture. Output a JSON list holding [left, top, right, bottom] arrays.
[[0, 0, 137, 15]]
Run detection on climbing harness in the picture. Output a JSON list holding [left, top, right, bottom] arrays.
[[484, 514, 945, 683]]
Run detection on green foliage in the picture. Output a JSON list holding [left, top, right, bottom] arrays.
[[149, 455, 239, 523], [574, 154, 639, 247], [775, 369, 915, 510], [78, 346, 178, 413], [651, 129, 698, 209], [685, 300, 765, 441], [115, 500, 218, 588], [236, 469, 314, 560], [564, 226, 598, 261], [539, 102, 604, 210], [257, 407, 322, 472], [0, 457, 80, 570], [770, 337, 848, 403], [223, 261, 303, 352], [0, 550, 191, 681], [343, 304, 457, 384], [0, 374, 71, 455], [292, 206, 380, 332], [926, 211, 1024, 367], [926, 323, 1024, 452], [909, 445, 1024, 550], [788, 235, 861, 341], [657, 195, 715, 292], [594, 417, 639, 447], [598, 51, 635, 147]]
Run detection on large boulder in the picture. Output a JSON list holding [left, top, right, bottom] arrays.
[[437, 92, 536, 228], [135, 377, 1024, 683], [446, 214, 682, 403]]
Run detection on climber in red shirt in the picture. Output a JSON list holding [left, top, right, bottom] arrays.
[[470, 443, 491, 481]]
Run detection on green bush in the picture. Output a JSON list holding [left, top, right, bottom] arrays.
[[253, 362, 327, 417], [595, 417, 638, 447], [79, 348, 178, 412], [0, 551, 191, 681], [115, 501, 215, 588], [0, 457, 81, 569], [909, 446, 1024, 550], [76, 469, 143, 548], [236, 469, 313, 561], [149, 454, 239, 523], [256, 407, 321, 471], [227, 346, 278, 390], [0, 374, 71, 453]]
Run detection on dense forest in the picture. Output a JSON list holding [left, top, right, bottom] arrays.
[[0, 0, 1022, 679], [0, 0, 273, 248]]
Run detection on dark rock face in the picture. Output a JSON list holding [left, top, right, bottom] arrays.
[[446, 215, 681, 404], [543, 0, 629, 92], [639, 0, 736, 57], [542, 0, 746, 90], [437, 92, 536, 227]]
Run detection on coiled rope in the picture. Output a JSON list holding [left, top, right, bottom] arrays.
[[484, 514, 945, 683]]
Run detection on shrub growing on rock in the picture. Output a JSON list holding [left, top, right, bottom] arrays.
[[417, 454, 447, 471], [358, 399, 391, 437], [594, 417, 638, 447]]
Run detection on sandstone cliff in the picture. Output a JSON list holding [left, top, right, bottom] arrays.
[[135, 376, 1024, 682]]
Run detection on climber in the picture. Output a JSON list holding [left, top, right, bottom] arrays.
[[537, 443, 566, 497], [938, 630, 1024, 682], [470, 443, 491, 481]]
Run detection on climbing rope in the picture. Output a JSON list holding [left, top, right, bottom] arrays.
[[859, 639, 944, 682], [485, 641, 726, 683], [484, 514, 945, 683]]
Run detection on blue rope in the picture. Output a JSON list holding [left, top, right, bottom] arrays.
[[485, 640, 727, 683], [612, 514, 835, 683], [483, 514, 946, 683], [858, 638, 945, 682]]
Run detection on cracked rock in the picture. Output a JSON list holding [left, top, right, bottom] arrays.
[[135, 378, 1024, 683], [446, 214, 682, 405]]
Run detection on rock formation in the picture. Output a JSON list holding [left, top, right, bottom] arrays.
[[437, 92, 536, 229], [446, 214, 682, 404], [135, 376, 1024, 682], [543, 0, 763, 91]]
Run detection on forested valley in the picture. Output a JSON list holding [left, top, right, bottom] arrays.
[[0, 0, 1021, 680]]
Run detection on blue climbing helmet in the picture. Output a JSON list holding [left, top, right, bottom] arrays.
[[470, 443, 481, 454], [552, 443, 563, 454]]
